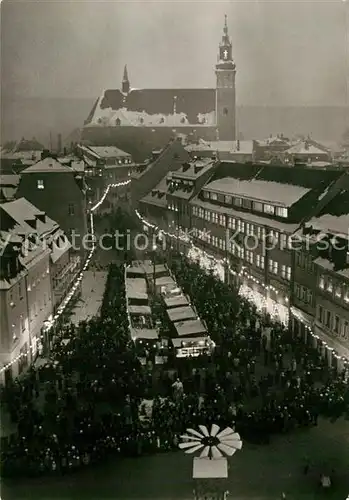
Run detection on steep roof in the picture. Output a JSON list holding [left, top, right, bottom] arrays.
[[306, 188, 349, 239], [85, 88, 216, 127], [0, 198, 58, 237], [285, 140, 330, 156], [21, 157, 73, 173]]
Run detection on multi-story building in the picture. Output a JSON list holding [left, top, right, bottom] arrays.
[[16, 156, 88, 257], [139, 157, 217, 243], [292, 178, 349, 367], [0, 198, 76, 383], [0, 138, 44, 174]]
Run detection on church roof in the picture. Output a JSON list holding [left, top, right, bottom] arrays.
[[85, 88, 216, 127]]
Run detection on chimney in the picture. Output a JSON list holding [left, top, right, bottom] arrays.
[[57, 133, 62, 154], [41, 149, 51, 160]]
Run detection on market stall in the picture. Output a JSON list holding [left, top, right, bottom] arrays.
[[175, 319, 208, 338], [172, 336, 214, 358], [164, 294, 190, 309], [167, 305, 197, 323]]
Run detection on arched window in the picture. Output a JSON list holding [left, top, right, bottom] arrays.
[[223, 107, 229, 116]]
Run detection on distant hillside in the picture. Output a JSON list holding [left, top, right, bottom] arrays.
[[1, 96, 348, 147]]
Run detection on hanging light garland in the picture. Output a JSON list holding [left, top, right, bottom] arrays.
[[1, 180, 130, 376], [134, 210, 349, 366]]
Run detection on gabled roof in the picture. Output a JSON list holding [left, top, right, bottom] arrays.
[[285, 140, 330, 156], [21, 157, 73, 173], [0, 175, 20, 187], [305, 187, 349, 239]]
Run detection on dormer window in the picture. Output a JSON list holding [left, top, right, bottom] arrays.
[[37, 179, 44, 190], [326, 278, 333, 293], [210, 192, 218, 201], [115, 118, 121, 126], [180, 117, 186, 124], [139, 117, 144, 124], [159, 117, 165, 124]]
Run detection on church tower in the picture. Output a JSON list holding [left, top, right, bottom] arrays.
[[215, 15, 236, 141], [122, 64, 130, 94]]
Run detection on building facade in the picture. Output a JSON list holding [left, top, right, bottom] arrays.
[[17, 157, 88, 257]]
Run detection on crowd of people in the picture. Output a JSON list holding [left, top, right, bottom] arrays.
[[1, 253, 349, 481]]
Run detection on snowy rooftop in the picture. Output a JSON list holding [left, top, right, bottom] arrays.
[[125, 278, 148, 300], [21, 157, 73, 174], [167, 305, 197, 323], [306, 214, 349, 240], [131, 328, 158, 340], [186, 140, 253, 155], [156, 276, 176, 287], [285, 141, 329, 156], [205, 178, 310, 207], [172, 336, 208, 348], [314, 257, 349, 280], [128, 305, 152, 315], [87, 145, 131, 159], [164, 294, 189, 308], [175, 319, 207, 337], [1, 198, 58, 237], [141, 262, 169, 275]]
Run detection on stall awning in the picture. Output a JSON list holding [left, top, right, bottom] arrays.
[[126, 278, 148, 300], [175, 319, 207, 337], [126, 266, 146, 276], [172, 336, 208, 348], [129, 305, 151, 315], [164, 294, 189, 308], [167, 305, 197, 323], [156, 276, 176, 287], [131, 328, 158, 340]]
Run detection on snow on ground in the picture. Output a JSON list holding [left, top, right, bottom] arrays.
[[70, 271, 108, 326]]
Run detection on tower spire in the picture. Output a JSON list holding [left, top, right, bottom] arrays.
[[122, 64, 130, 94]]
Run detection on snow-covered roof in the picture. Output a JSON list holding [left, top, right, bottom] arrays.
[[131, 328, 158, 340], [167, 305, 197, 323], [0, 175, 20, 186], [87, 106, 216, 128], [1, 198, 58, 237], [87, 145, 131, 158], [172, 336, 208, 348], [84, 88, 216, 128], [306, 214, 349, 240], [126, 278, 148, 300], [314, 257, 349, 280], [175, 319, 207, 337], [21, 157, 73, 173], [164, 294, 189, 308], [205, 178, 310, 207], [285, 141, 330, 156], [128, 305, 151, 315], [141, 262, 169, 275]]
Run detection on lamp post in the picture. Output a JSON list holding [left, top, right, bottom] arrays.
[[152, 243, 157, 293]]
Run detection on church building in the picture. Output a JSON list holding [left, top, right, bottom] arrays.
[[82, 16, 236, 160]]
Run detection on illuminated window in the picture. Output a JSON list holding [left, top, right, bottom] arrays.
[[263, 204, 275, 215], [228, 217, 236, 229], [319, 276, 325, 289], [335, 285, 342, 298], [276, 207, 288, 218], [210, 192, 218, 201], [326, 278, 333, 292], [37, 179, 44, 190]]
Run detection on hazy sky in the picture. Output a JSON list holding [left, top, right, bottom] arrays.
[[1, 0, 348, 106]]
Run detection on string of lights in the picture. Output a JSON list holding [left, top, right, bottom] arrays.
[[134, 210, 349, 367], [0, 180, 131, 376]]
